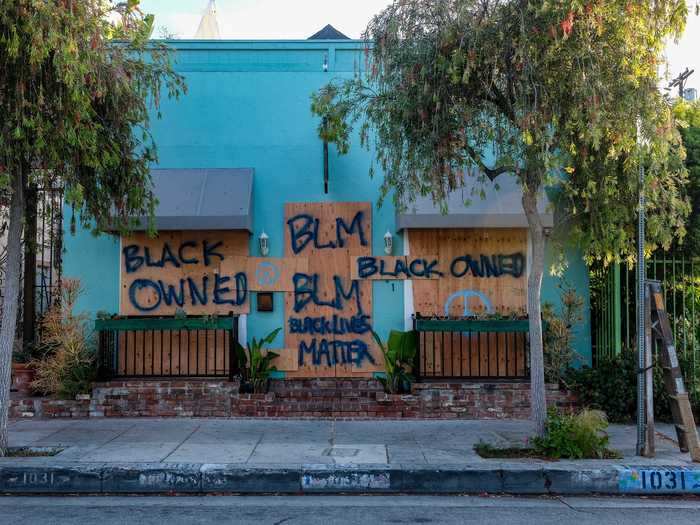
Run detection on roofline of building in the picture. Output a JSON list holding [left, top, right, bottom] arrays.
[[148, 39, 370, 50]]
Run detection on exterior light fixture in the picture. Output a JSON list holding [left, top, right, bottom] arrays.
[[384, 230, 393, 255], [259, 231, 270, 257]]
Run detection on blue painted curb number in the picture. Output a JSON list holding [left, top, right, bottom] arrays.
[[618, 468, 700, 493]]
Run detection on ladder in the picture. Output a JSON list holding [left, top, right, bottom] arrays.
[[647, 280, 700, 461]]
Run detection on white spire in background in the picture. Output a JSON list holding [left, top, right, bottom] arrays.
[[194, 0, 220, 39]]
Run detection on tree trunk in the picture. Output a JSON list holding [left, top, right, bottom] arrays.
[[0, 169, 25, 455], [522, 185, 547, 437]]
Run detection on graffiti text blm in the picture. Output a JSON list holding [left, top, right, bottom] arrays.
[[287, 211, 368, 254]]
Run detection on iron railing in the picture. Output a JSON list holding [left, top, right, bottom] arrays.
[[590, 251, 700, 389], [413, 316, 530, 380], [1, 185, 63, 342], [591, 252, 700, 389], [96, 315, 240, 380]]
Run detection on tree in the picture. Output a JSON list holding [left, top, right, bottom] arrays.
[[0, 0, 185, 454], [673, 99, 700, 254], [311, 0, 689, 435]]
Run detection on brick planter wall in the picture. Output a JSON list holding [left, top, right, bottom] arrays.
[[9, 396, 91, 418], [10, 379, 577, 419], [89, 380, 242, 417], [232, 380, 576, 419]]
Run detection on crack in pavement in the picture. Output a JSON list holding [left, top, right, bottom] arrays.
[[555, 496, 594, 514], [244, 431, 266, 464], [160, 424, 202, 462]]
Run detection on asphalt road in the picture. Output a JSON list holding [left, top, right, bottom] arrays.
[[1, 495, 698, 525]]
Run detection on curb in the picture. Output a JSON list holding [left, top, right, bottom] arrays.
[[1, 463, 699, 495]]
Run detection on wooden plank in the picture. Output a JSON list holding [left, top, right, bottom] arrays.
[[120, 230, 250, 316], [283, 202, 378, 378], [410, 228, 527, 315], [409, 228, 527, 379], [647, 281, 700, 461], [284, 203, 337, 378], [97, 316, 236, 331], [118, 331, 127, 376], [349, 256, 440, 280], [643, 283, 655, 456], [219, 256, 309, 292], [270, 348, 299, 372], [415, 319, 529, 332]]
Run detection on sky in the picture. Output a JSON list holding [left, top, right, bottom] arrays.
[[139, 0, 700, 92]]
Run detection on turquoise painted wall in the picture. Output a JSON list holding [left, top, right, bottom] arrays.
[[542, 245, 592, 366], [61, 40, 591, 364], [62, 220, 120, 316]]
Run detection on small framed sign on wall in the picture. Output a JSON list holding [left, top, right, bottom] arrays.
[[257, 292, 274, 312]]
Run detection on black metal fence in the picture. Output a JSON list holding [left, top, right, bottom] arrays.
[[413, 316, 530, 380], [591, 252, 700, 389], [33, 186, 64, 321], [0, 185, 63, 342], [96, 315, 240, 380]]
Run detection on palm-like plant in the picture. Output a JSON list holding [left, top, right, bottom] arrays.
[[372, 330, 418, 394], [235, 328, 281, 394]]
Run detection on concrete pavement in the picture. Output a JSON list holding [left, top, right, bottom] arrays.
[[6, 418, 693, 465], [3, 418, 700, 494]]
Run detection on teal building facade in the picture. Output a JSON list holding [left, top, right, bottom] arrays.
[[63, 39, 592, 372]]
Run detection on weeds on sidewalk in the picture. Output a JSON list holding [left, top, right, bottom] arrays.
[[474, 409, 622, 460]]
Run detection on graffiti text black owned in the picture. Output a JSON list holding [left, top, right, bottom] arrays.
[[353, 253, 526, 280]]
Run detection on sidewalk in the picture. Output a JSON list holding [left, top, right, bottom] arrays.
[[3, 418, 699, 495]]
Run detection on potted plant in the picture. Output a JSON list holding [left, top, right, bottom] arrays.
[[235, 328, 281, 394], [11, 340, 39, 395], [372, 329, 418, 394]]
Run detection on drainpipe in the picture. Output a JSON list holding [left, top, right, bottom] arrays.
[[22, 184, 38, 345], [323, 117, 329, 194]]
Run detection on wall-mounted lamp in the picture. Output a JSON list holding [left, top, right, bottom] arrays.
[[384, 230, 393, 255], [259, 231, 270, 257]]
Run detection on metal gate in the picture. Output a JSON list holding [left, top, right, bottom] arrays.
[[0, 185, 63, 342], [591, 251, 700, 387]]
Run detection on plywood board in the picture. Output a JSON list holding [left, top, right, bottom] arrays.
[[270, 348, 299, 372], [350, 256, 440, 280], [120, 231, 250, 316], [409, 228, 527, 316], [409, 228, 527, 379], [116, 328, 230, 376], [282, 202, 380, 378], [218, 257, 309, 292]]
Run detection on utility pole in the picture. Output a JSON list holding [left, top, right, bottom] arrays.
[[669, 68, 695, 99], [636, 136, 647, 456]]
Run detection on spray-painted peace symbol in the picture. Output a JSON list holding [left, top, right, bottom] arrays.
[[256, 261, 281, 287], [443, 289, 494, 317]]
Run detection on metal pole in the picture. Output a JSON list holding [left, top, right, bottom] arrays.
[[636, 157, 646, 456]]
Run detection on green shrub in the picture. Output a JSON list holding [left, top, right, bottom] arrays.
[[543, 283, 584, 384], [564, 349, 699, 423], [372, 329, 418, 394], [235, 328, 281, 394], [30, 280, 96, 399], [532, 409, 614, 459]]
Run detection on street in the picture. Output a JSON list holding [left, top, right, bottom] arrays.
[[1, 495, 698, 525]]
